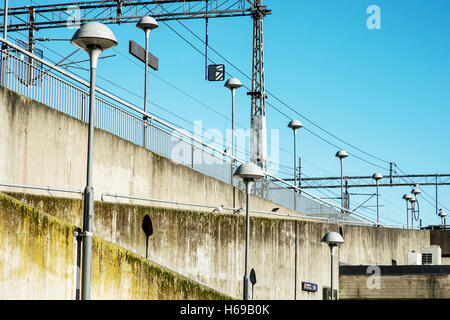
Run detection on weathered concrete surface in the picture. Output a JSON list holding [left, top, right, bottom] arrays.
[[431, 230, 450, 256], [0, 193, 231, 300], [7, 192, 432, 300], [0, 85, 302, 218]]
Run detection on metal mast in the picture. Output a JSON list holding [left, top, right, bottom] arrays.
[[248, 0, 270, 169]]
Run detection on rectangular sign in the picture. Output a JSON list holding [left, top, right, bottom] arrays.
[[207, 64, 224, 81], [301, 282, 318, 292], [129, 40, 159, 71]]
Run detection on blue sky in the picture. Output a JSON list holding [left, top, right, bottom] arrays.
[[6, 0, 450, 226]]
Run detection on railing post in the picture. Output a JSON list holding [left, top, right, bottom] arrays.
[[191, 138, 195, 169], [81, 92, 87, 122]]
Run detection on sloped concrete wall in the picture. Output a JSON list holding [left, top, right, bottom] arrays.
[[0, 193, 231, 300], [0, 85, 301, 217], [7, 192, 432, 300]]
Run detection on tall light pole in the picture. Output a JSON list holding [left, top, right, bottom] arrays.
[[335, 150, 348, 216], [321, 231, 344, 300], [288, 120, 302, 210], [233, 162, 264, 300], [136, 16, 159, 148], [402, 193, 413, 229], [71, 22, 117, 300], [224, 78, 243, 179], [372, 173, 383, 226]]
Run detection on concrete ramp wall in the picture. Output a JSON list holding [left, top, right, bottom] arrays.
[[7, 192, 432, 300], [0, 192, 231, 300], [0, 85, 301, 217]]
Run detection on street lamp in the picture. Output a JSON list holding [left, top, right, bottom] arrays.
[[136, 16, 159, 148], [224, 78, 243, 181], [321, 231, 344, 300], [71, 22, 118, 300], [402, 193, 413, 228], [233, 162, 265, 300], [335, 150, 348, 215], [288, 120, 303, 209], [438, 208, 447, 226], [372, 173, 383, 226]]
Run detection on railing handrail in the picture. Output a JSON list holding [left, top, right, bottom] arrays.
[[0, 181, 417, 228], [100, 192, 335, 222], [0, 37, 243, 165], [0, 37, 385, 225], [0, 182, 83, 195]]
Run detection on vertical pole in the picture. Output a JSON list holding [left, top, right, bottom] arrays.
[[389, 162, 393, 187], [376, 181, 380, 226], [143, 29, 150, 149], [436, 174, 438, 217], [293, 130, 297, 211], [406, 201, 409, 229], [294, 220, 298, 300], [75, 228, 82, 300], [231, 88, 236, 207], [204, 1, 208, 80], [243, 179, 253, 301], [330, 245, 335, 300], [1, 0, 8, 86], [340, 158, 344, 215], [191, 138, 194, 169], [81, 47, 101, 300], [298, 157, 302, 194], [3, 0, 8, 41]]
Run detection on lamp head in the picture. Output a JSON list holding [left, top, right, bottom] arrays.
[[403, 193, 413, 201], [321, 231, 344, 247], [136, 16, 159, 31], [335, 150, 348, 159], [71, 22, 118, 52], [372, 173, 383, 181], [224, 77, 243, 90], [287, 120, 303, 131], [411, 186, 421, 196], [233, 162, 265, 182], [438, 208, 447, 218]]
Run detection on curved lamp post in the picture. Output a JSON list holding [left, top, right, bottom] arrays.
[[288, 120, 303, 209], [372, 173, 383, 226], [321, 231, 344, 300], [402, 193, 413, 228], [136, 16, 159, 148], [335, 150, 348, 215], [71, 22, 118, 300], [233, 162, 264, 300], [224, 78, 243, 182], [411, 185, 421, 228]]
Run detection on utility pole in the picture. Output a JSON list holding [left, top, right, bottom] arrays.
[[248, 0, 271, 169]]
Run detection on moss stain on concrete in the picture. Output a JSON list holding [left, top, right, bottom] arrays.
[[0, 192, 231, 300]]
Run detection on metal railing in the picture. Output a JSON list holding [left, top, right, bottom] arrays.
[[0, 37, 384, 226]]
